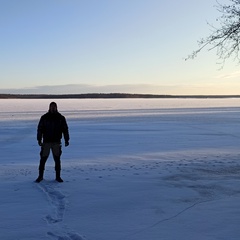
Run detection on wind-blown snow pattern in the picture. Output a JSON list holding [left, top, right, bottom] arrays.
[[1, 98, 240, 240]]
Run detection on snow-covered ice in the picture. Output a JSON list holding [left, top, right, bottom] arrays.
[[1, 98, 240, 240]]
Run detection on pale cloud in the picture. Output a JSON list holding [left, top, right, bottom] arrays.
[[214, 70, 240, 80], [0, 84, 187, 95], [0, 84, 165, 95]]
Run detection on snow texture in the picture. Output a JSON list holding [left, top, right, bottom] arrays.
[[1, 98, 240, 240]]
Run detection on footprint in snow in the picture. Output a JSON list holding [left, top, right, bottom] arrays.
[[38, 182, 88, 239], [47, 231, 86, 240], [38, 182, 66, 224]]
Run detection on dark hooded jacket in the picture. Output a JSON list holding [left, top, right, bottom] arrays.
[[37, 111, 69, 144]]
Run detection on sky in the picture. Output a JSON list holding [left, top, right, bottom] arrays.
[[1, 0, 240, 95]]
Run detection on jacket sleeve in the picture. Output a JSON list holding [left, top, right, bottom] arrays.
[[62, 116, 70, 142], [37, 117, 44, 142]]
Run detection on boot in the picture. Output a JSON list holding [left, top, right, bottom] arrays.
[[35, 170, 44, 183], [56, 170, 63, 182]]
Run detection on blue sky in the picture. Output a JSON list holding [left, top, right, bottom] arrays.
[[1, 0, 239, 95]]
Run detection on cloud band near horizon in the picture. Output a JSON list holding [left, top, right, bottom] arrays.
[[1, 83, 240, 95]]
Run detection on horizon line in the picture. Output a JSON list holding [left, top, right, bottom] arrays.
[[1, 93, 240, 99]]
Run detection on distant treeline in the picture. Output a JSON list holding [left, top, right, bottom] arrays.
[[1, 93, 240, 99]]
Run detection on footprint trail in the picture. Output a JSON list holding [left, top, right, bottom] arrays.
[[37, 182, 87, 240]]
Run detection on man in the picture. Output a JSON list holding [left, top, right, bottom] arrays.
[[35, 102, 70, 183]]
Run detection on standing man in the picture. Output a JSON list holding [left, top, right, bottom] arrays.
[[35, 102, 70, 183]]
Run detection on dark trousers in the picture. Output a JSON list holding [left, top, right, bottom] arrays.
[[39, 142, 62, 171]]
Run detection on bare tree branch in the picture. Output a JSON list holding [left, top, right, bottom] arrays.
[[186, 0, 240, 67]]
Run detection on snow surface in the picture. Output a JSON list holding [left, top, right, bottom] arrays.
[[1, 98, 240, 240]]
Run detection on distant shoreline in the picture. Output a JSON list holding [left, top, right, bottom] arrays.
[[1, 93, 240, 99]]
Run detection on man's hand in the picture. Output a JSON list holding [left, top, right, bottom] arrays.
[[38, 141, 43, 146], [65, 141, 69, 147]]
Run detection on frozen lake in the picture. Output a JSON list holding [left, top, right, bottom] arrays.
[[1, 98, 240, 121], [1, 98, 240, 163], [1, 98, 240, 240]]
